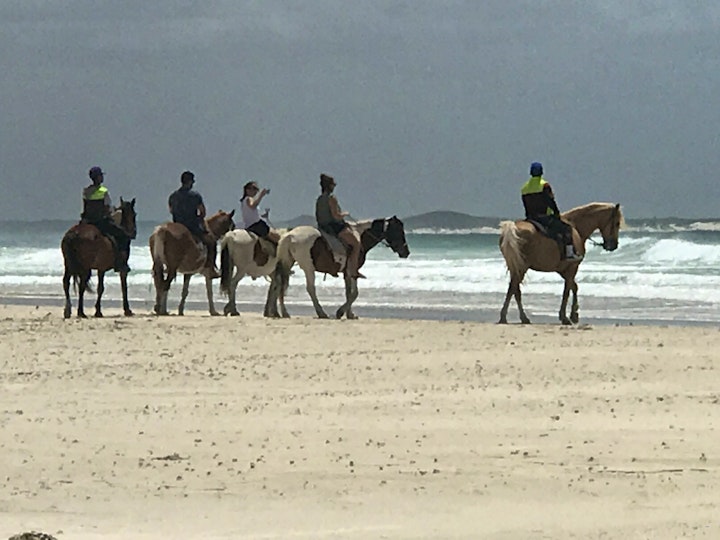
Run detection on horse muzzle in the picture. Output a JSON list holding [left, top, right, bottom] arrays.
[[603, 239, 618, 251]]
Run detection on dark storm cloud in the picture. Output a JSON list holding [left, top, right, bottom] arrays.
[[1, 1, 719, 222]]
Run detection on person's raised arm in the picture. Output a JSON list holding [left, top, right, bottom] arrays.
[[247, 188, 269, 209]]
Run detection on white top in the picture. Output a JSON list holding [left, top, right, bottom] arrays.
[[241, 197, 262, 228]]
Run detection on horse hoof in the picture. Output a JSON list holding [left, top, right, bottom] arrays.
[[94, 312, 103, 318], [210, 311, 220, 317], [560, 319, 572, 326], [78, 313, 88, 319], [63, 310, 71, 319], [347, 313, 358, 320], [318, 313, 329, 319], [498, 318, 507, 324], [521, 318, 531, 325], [570, 314, 579, 324], [124, 310, 134, 317]]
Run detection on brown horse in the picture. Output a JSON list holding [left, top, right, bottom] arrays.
[[61, 198, 137, 319], [499, 202, 624, 325], [268, 217, 410, 319], [149, 210, 235, 316]]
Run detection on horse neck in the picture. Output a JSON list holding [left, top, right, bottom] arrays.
[[111, 209, 122, 226], [358, 219, 385, 252], [563, 204, 609, 240], [206, 214, 227, 236]]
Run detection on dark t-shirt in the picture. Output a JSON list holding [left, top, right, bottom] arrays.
[[169, 187, 204, 233]]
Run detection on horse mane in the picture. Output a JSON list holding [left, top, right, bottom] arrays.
[[563, 202, 625, 229]]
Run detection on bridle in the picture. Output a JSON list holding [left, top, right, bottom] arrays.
[[357, 218, 408, 254], [587, 205, 618, 249]]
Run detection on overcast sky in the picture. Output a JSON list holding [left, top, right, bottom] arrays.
[[2, 1, 719, 222]]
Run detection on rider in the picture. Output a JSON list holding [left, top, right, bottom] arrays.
[[80, 166, 131, 272], [240, 180, 280, 243], [521, 162, 582, 261], [168, 170, 221, 278], [315, 173, 364, 279]]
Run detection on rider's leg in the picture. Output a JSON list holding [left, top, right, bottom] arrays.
[[338, 228, 364, 278], [202, 232, 221, 278]]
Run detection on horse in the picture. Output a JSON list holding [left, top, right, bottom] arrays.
[[498, 202, 624, 325], [218, 229, 292, 317], [149, 210, 235, 316], [61, 198, 137, 319], [268, 216, 410, 319]]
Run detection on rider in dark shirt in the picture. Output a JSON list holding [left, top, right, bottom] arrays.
[[168, 171, 220, 278]]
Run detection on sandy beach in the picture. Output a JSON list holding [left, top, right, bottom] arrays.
[[1, 303, 718, 539]]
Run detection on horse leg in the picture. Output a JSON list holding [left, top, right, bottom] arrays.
[[205, 275, 219, 316], [77, 271, 90, 319], [498, 281, 514, 324], [94, 271, 105, 317], [153, 262, 168, 316], [120, 269, 133, 316], [63, 269, 73, 319], [223, 272, 243, 316], [514, 283, 531, 324], [559, 278, 572, 325], [305, 269, 327, 319], [277, 266, 290, 318], [264, 276, 280, 318], [178, 274, 192, 316], [570, 279, 580, 324], [337, 275, 359, 319]]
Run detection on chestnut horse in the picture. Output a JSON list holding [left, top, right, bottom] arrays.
[[149, 210, 235, 316], [61, 198, 137, 318], [499, 202, 624, 325], [268, 216, 410, 319]]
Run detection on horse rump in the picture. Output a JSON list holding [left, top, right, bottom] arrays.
[[499, 221, 526, 281], [61, 229, 94, 293]]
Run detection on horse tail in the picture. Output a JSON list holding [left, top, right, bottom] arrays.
[[219, 236, 232, 295], [499, 221, 526, 282], [150, 226, 168, 279], [275, 232, 295, 296], [61, 229, 94, 293]]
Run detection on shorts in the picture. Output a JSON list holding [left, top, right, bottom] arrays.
[[319, 221, 348, 236], [246, 220, 270, 238]]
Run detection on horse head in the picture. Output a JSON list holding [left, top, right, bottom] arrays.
[[596, 203, 623, 252], [207, 209, 236, 238], [118, 197, 137, 240], [385, 216, 410, 258]]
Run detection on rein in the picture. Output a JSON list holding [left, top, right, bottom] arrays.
[[587, 205, 617, 249]]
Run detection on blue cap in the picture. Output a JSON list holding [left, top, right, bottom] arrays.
[[530, 162, 543, 176], [88, 166, 104, 180]]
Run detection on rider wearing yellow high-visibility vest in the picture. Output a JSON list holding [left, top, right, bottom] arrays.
[[81, 166, 131, 272], [521, 162, 582, 261]]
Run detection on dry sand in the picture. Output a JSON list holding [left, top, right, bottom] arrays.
[[1, 303, 718, 539]]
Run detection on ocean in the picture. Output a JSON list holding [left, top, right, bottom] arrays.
[[2, 220, 720, 325]]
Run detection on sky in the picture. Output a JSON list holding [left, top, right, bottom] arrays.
[[2, 1, 719, 222]]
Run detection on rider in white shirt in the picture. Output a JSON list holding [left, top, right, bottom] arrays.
[[240, 180, 280, 243]]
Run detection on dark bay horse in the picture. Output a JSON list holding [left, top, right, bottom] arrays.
[[61, 198, 137, 318], [499, 202, 624, 325], [268, 216, 410, 319], [149, 210, 235, 316]]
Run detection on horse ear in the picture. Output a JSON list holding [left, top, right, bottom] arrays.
[[120, 196, 125, 204], [131, 198, 136, 207], [614, 203, 620, 210], [229, 209, 235, 217]]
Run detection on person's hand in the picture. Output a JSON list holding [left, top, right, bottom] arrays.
[[261, 188, 270, 196]]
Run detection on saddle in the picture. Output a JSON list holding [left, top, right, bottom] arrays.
[[317, 230, 348, 273], [246, 232, 277, 266]]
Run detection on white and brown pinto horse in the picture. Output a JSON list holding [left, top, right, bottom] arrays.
[[499, 202, 624, 325], [269, 216, 410, 319], [218, 230, 288, 317], [149, 210, 235, 316], [61, 198, 137, 319]]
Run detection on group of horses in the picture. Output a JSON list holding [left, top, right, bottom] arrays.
[[60, 201, 623, 325]]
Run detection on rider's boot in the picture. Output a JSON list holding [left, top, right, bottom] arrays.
[[564, 244, 583, 261]]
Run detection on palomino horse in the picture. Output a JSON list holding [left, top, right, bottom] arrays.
[[218, 229, 288, 317], [269, 216, 410, 319], [61, 198, 137, 318], [149, 210, 235, 316], [499, 202, 624, 325]]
